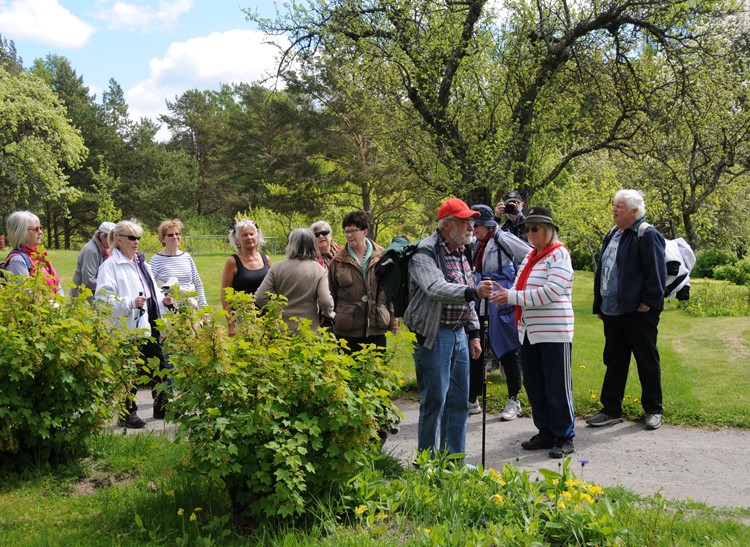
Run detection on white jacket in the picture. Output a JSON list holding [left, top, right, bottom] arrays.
[[95, 249, 167, 336]]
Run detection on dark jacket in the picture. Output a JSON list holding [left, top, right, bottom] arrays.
[[329, 242, 397, 338], [593, 218, 667, 314]]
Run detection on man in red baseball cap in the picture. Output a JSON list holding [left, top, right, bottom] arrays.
[[404, 197, 494, 458]]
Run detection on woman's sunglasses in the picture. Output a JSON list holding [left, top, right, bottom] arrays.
[[119, 234, 141, 241], [314, 230, 331, 237], [528, 226, 543, 233]]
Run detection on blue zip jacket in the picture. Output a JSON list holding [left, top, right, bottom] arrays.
[[593, 217, 667, 314]]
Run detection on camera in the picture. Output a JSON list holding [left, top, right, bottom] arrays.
[[504, 201, 518, 215]]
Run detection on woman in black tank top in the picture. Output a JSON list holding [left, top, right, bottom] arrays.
[[220, 220, 272, 335]]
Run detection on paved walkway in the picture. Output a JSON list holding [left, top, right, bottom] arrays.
[[118, 391, 750, 509], [383, 399, 750, 509]]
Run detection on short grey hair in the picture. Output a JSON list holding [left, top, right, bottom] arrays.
[[286, 228, 320, 260], [614, 189, 646, 219], [229, 219, 265, 252], [310, 220, 332, 234], [5, 210, 40, 249]]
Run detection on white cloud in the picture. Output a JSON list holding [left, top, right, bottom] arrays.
[[126, 29, 289, 140], [94, 0, 193, 32], [0, 0, 94, 47]]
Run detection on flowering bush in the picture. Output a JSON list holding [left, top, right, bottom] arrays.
[[0, 274, 139, 468], [165, 290, 401, 519]]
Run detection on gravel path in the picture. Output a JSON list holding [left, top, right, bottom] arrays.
[[383, 399, 750, 509]]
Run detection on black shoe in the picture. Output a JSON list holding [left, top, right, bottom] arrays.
[[549, 438, 574, 458], [521, 433, 555, 450], [119, 412, 147, 429]]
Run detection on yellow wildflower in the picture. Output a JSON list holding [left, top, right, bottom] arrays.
[[165, 489, 174, 497], [490, 494, 504, 504], [552, 479, 559, 486], [580, 365, 587, 369], [590, 392, 597, 400], [355, 504, 368, 515], [579, 493, 594, 504], [557, 500, 566, 510], [587, 484, 604, 496], [194, 507, 202, 512], [177, 508, 184, 516], [190, 512, 197, 522], [561, 491, 573, 500]]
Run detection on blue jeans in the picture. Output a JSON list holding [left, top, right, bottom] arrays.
[[414, 328, 470, 455]]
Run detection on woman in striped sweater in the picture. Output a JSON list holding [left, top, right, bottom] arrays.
[[489, 206, 575, 458], [149, 219, 208, 309]]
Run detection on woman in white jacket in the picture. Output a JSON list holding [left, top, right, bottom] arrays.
[[96, 220, 173, 428]]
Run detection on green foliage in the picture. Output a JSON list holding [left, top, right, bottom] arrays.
[[0, 66, 87, 220], [0, 273, 139, 468], [345, 455, 625, 544], [682, 282, 750, 317], [693, 249, 738, 278], [164, 290, 401, 519], [713, 261, 750, 286]]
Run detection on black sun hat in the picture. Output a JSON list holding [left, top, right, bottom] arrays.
[[521, 206, 559, 231]]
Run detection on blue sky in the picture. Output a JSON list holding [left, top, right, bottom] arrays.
[[1, 0, 288, 138]]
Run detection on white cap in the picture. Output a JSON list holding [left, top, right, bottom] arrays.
[[97, 222, 116, 235]]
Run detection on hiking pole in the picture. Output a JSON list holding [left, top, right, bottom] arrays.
[[480, 275, 491, 469]]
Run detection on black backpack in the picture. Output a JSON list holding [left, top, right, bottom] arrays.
[[375, 236, 433, 317]]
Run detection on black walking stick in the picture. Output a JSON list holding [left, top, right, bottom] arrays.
[[480, 275, 491, 468]]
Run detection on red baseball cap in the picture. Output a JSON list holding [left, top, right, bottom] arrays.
[[438, 198, 481, 221]]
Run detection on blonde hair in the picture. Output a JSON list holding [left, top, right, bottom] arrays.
[[108, 220, 144, 252]]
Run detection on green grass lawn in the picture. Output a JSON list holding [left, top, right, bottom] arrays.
[[9, 248, 750, 428]]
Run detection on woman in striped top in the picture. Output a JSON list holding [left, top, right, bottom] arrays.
[[149, 219, 208, 309], [489, 206, 575, 459]]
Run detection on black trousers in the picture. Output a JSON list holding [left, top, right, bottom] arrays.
[[469, 350, 522, 402], [125, 298, 168, 414], [340, 334, 387, 355], [600, 310, 662, 417]]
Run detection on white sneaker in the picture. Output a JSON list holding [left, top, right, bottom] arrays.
[[500, 398, 521, 421], [468, 400, 481, 415]]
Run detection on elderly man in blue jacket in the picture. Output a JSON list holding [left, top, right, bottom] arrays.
[[588, 189, 667, 430]]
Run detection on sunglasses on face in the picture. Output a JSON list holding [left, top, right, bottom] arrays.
[[528, 226, 543, 233], [166, 232, 181, 238], [314, 230, 330, 237], [120, 234, 141, 241]]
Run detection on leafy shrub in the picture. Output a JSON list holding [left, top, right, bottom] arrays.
[[713, 260, 750, 286], [0, 274, 139, 468], [692, 249, 737, 279], [682, 282, 750, 317], [165, 290, 401, 520]]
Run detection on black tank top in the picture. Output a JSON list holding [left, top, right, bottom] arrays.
[[231, 253, 270, 294]]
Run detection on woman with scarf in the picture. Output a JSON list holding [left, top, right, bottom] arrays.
[[2, 211, 63, 295], [310, 220, 341, 270], [95, 219, 173, 428], [489, 206, 575, 459]]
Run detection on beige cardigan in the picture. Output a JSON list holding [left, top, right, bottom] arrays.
[[254, 258, 335, 331]]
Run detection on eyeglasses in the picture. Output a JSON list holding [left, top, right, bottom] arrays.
[[314, 230, 330, 238], [528, 226, 543, 233], [27, 226, 43, 232], [344, 228, 363, 236], [166, 232, 181, 238], [448, 218, 475, 227], [119, 234, 141, 241]]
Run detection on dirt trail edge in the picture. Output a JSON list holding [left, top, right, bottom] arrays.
[[383, 399, 750, 509]]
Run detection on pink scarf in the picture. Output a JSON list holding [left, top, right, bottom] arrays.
[[20, 245, 61, 293]]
